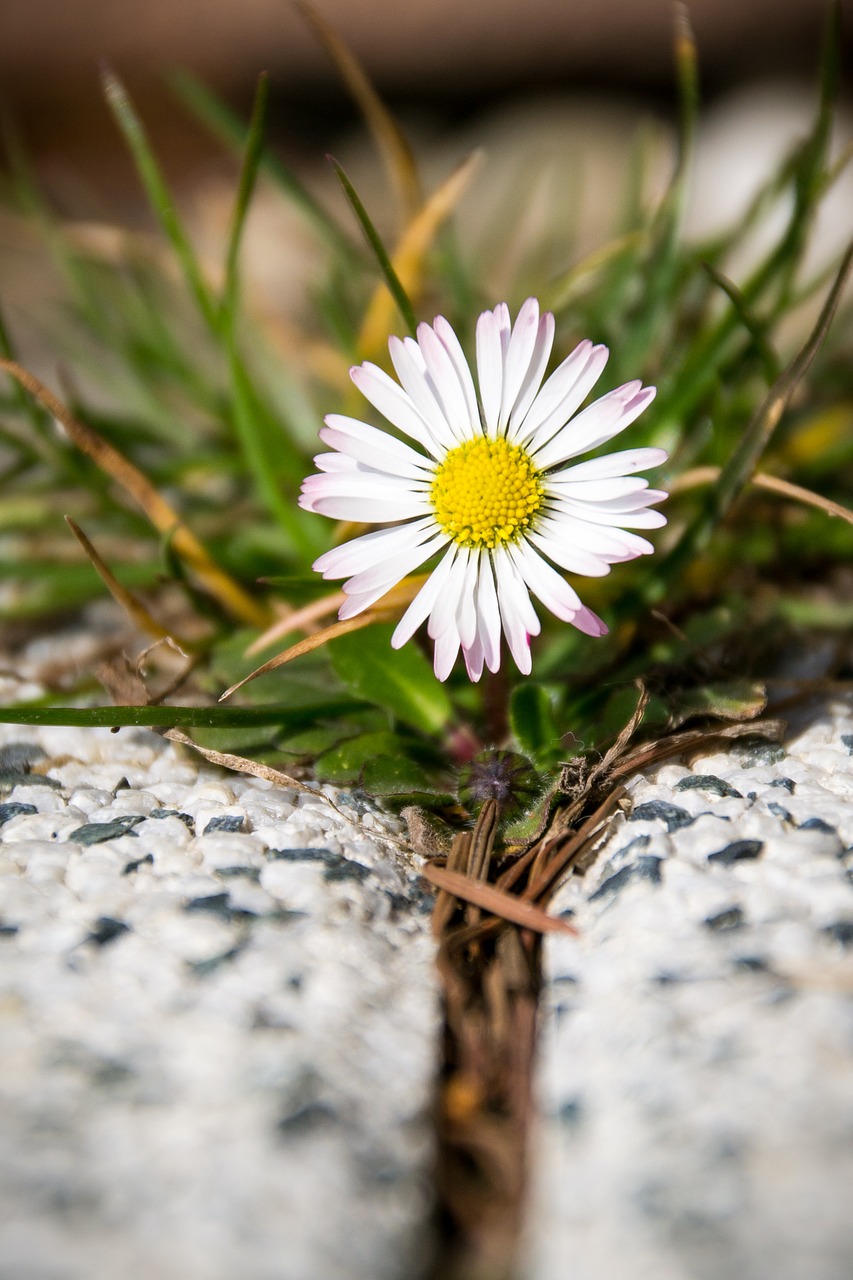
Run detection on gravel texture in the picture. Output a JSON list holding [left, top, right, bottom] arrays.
[[529, 697, 853, 1280], [0, 721, 438, 1280]]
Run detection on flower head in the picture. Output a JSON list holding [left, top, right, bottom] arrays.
[[300, 298, 667, 681]]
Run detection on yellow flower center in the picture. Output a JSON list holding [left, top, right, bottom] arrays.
[[431, 436, 544, 549]]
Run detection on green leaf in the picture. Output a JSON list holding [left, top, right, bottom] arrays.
[[360, 754, 454, 803], [315, 730, 406, 784], [667, 680, 767, 729], [509, 683, 561, 761], [329, 623, 452, 734]]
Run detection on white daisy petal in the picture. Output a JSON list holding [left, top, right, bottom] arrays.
[[476, 304, 511, 434], [463, 634, 485, 682], [299, 493, 430, 523], [540, 513, 655, 560], [417, 322, 474, 444], [514, 341, 608, 447], [342, 531, 447, 599], [507, 541, 583, 621], [392, 545, 459, 649], [322, 415, 432, 479], [350, 362, 441, 455], [556, 446, 668, 482], [313, 452, 362, 473], [475, 555, 502, 673], [507, 310, 555, 439], [534, 383, 657, 469], [433, 315, 480, 434], [456, 551, 481, 650], [389, 336, 457, 451], [314, 517, 437, 577], [545, 476, 652, 502], [434, 626, 461, 682], [427, 548, 471, 639], [493, 550, 538, 675], [527, 529, 612, 577], [499, 297, 541, 432]]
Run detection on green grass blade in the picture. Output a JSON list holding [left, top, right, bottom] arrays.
[[651, 237, 853, 597], [329, 157, 417, 336], [102, 69, 219, 334], [169, 70, 360, 265], [0, 700, 362, 730], [221, 72, 270, 329]]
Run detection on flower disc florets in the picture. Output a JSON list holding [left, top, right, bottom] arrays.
[[300, 298, 668, 682], [431, 437, 543, 549]]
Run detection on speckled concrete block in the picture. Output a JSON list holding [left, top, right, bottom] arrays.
[[529, 698, 853, 1280], [0, 724, 439, 1280]]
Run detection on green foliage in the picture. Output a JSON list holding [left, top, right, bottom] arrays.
[[0, 7, 851, 811]]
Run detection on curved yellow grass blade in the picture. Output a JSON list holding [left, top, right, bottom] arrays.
[[0, 360, 270, 629], [671, 465, 853, 526], [296, 0, 421, 224]]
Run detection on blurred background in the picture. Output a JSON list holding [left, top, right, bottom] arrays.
[[0, 0, 851, 369], [1, 0, 850, 191]]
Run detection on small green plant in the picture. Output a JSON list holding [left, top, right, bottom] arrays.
[[0, 5, 851, 828]]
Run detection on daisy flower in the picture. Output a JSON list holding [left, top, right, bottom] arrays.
[[300, 298, 667, 681]]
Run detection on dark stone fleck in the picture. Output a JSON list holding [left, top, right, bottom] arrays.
[[823, 921, 853, 947], [636, 855, 663, 884], [203, 814, 245, 834], [770, 777, 796, 792], [841, 734, 853, 756], [556, 907, 576, 921], [67, 816, 145, 845], [0, 771, 61, 790], [767, 802, 793, 822], [704, 906, 744, 931], [0, 801, 37, 827], [746, 792, 758, 802], [675, 775, 743, 799], [122, 853, 154, 875], [189, 946, 243, 977], [323, 859, 370, 883], [87, 916, 131, 947], [733, 739, 787, 766], [613, 834, 651, 861], [150, 808, 195, 829], [629, 800, 695, 832], [557, 1097, 584, 1126], [552, 973, 579, 986], [0, 923, 19, 937], [268, 846, 371, 882], [654, 970, 689, 985], [733, 954, 769, 972], [799, 817, 838, 836], [708, 840, 764, 866], [0, 743, 46, 772], [590, 857, 662, 900], [184, 892, 233, 917], [589, 864, 635, 900], [114, 777, 131, 791], [276, 1101, 336, 1136], [216, 865, 261, 881]]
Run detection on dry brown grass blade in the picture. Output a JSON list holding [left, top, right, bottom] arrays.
[[672, 464, 853, 527], [65, 516, 182, 645], [220, 606, 399, 700], [0, 361, 270, 629], [163, 728, 319, 796], [357, 151, 481, 362], [296, 0, 421, 223], [246, 591, 346, 655], [421, 863, 577, 935]]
